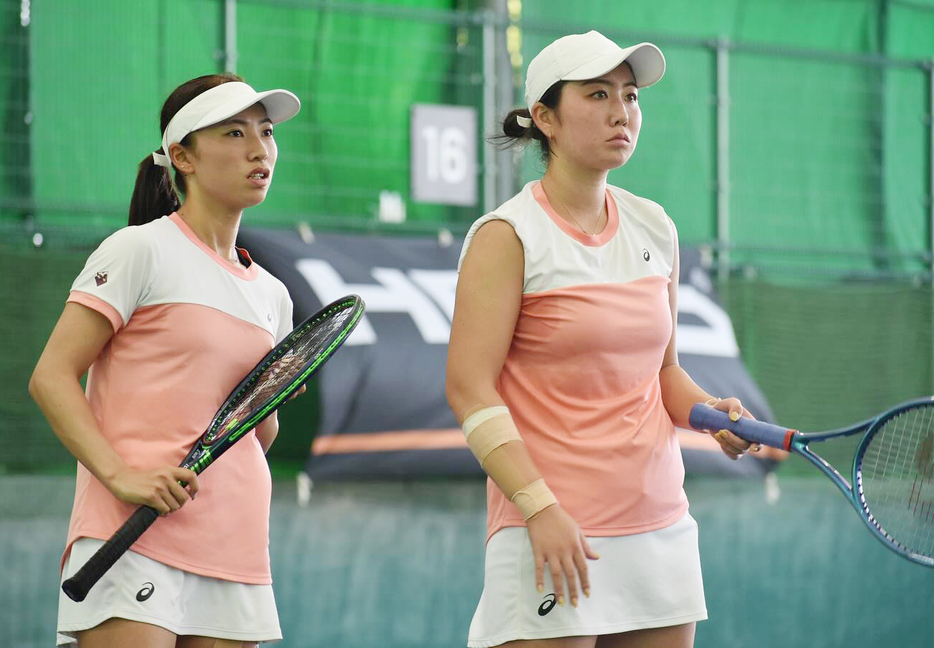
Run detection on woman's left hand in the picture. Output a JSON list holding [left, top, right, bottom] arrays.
[[703, 397, 758, 460]]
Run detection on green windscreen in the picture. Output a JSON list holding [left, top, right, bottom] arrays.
[[1, 0, 932, 472]]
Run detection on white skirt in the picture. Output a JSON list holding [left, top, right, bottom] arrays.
[[57, 537, 282, 645], [468, 512, 707, 648]]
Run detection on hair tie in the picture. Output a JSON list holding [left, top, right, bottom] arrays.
[[515, 115, 532, 128]]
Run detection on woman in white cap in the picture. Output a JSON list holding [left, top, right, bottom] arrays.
[[30, 73, 301, 647], [447, 31, 754, 647]]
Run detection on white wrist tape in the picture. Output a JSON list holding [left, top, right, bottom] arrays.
[[511, 478, 558, 520], [461, 405, 522, 465]]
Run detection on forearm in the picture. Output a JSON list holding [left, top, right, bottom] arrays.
[[447, 384, 541, 496], [28, 370, 128, 486], [659, 363, 714, 430], [454, 399, 556, 519], [255, 413, 279, 454], [480, 439, 544, 499]]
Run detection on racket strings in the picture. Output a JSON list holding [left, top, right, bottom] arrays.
[[860, 404, 934, 559], [214, 305, 355, 436]]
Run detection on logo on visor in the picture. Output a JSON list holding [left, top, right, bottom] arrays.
[[94, 271, 109, 286]]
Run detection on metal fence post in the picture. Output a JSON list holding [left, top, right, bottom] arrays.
[[929, 60, 934, 390], [482, 11, 497, 215], [715, 38, 731, 280], [224, 0, 238, 74], [930, 61, 934, 282]]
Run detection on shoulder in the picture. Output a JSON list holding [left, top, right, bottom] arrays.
[[457, 221, 524, 290], [607, 184, 669, 220], [608, 184, 677, 238], [458, 183, 538, 271], [89, 220, 164, 266], [99, 220, 158, 247], [253, 261, 290, 297], [461, 220, 522, 266]]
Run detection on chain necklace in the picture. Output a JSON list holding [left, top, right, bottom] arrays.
[[552, 188, 605, 236]]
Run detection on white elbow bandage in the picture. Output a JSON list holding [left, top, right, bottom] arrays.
[[511, 478, 558, 520], [461, 405, 523, 465]]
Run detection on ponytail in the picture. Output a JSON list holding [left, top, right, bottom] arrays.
[[502, 109, 533, 139], [128, 153, 179, 226], [128, 72, 244, 227]]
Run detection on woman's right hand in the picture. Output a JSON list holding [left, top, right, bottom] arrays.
[[106, 466, 200, 515], [526, 504, 600, 608]]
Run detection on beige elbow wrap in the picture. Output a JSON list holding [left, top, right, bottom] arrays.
[[461, 405, 523, 465], [511, 478, 558, 520]]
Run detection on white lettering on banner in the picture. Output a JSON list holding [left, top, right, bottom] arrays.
[[295, 259, 452, 345], [295, 259, 739, 357], [408, 269, 458, 321], [676, 285, 739, 358]]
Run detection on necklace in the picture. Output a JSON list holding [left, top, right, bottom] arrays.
[[554, 191, 605, 236]]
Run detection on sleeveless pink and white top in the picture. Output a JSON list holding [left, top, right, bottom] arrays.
[[459, 181, 688, 540]]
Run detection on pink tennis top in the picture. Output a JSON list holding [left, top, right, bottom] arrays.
[[63, 213, 293, 584], [459, 181, 688, 541]]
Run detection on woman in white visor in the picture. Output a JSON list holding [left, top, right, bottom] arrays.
[[447, 31, 755, 648], [31, 74, 301, 647]]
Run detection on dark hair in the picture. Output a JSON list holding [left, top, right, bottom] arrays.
[[492, 81, 566, 164], [128, 73, 245, 226]]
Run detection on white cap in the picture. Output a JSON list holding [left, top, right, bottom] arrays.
[[153, 81, 301, 168], [517, 31, 665, 127]]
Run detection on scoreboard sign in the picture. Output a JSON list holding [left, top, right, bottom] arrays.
[[410, 104, 477, 206]]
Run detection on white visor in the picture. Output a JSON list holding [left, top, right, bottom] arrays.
[[152, 81, 301, 168]]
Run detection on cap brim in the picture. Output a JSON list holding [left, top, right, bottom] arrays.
[[563, 42, 666, 89], [192, 88, 301, 133]]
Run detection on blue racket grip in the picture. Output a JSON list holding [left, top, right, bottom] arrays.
[[689, 404, 798, 450]]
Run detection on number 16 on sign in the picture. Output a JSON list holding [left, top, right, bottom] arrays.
[[410, 104, 477, 207]]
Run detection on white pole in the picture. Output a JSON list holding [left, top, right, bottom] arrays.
[[224, 0, 238, 74], [716, 39, 731, 280], [482, 12, 496, 214], [929, 62, 934, 282]]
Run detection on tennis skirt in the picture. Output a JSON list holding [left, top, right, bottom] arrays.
[[57, 537, 281, 645], [467, 512, 707, 648]]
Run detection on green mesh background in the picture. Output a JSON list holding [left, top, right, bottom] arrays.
[[2, 3, 934, 647], [1, 0, 933, 466]]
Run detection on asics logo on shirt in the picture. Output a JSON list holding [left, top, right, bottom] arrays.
[[136, 581, 155, 602], [538, 593, 557, 616]]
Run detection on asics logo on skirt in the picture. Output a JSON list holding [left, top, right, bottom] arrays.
[[538, 593, 557, 616]]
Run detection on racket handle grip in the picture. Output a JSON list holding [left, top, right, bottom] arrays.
[[61, 505, 160, 602], [689, 404, 797, 450]]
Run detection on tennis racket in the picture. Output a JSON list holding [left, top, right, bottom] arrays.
[[689, 396, 934, 567], [62, 294, 366, 602]]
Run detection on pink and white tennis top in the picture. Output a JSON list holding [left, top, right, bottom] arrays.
[[459, 181, 688, 540], [63, 212, 293, 584]]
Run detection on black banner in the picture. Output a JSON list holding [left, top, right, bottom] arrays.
[[239, 227, 778, 479]]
